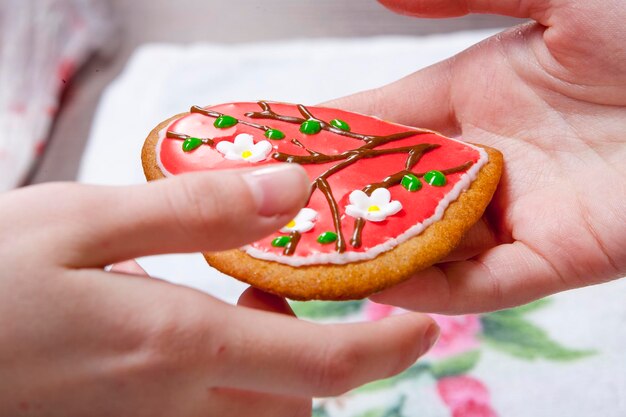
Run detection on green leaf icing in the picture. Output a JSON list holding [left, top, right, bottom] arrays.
[[271, 236, 291, 247], [264, 128, 285, 140], [182, 137, 203, 152], [214, 115, 238, 129], [300, 120, 322, 135], [317, 231, 338, 244], [401, 173, 422, 192], [330, 118, 350, 131], [424, 170, 447, 186]]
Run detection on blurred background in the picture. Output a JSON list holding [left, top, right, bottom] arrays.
[[0, 0, 521, 187]]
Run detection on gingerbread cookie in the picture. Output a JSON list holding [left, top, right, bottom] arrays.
[[142, 101, 502, 300]]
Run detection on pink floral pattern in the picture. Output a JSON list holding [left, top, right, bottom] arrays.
[[364, 301, 396, 321], [437, 376, 498, 417], [363, 302, 481, 358], [427, 314, 481, 358], [302, 298, 593, 417]]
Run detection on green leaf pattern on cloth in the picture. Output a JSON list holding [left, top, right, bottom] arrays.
[[292, 298, 595, 417], [481, 310, 594, 361], [291, 300, 364, 319]]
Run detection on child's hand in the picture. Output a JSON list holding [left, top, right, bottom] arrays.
[[327, 0, 626, 313], [0, 166, 439, 416]]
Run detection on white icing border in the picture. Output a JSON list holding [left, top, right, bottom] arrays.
[[156, 125, 175, 176], [156, 111, 489, 266]]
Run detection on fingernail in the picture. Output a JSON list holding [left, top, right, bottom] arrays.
[[421, 322, 440, 355], [243, 164, 309, 217]]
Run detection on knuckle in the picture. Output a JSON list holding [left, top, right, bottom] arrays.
[[480, 260, 503, 306], [389, 328, 422, 375], [0, 182, 85, 248], [165, 176, 224, 235], [73, 304, 193, 382], [139, 299, 218, 371], [367, 87, 389, 119], [22, 182, 83, 211], [42, 183, 108, 222], [39, 181, 79, 196]]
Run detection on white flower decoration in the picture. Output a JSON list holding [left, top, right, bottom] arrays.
[[280, 208, 318, 233], [215, 133, 272, 162], [345, 188, 402, 222]]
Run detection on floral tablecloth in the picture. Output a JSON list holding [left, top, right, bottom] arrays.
[[292, 293, 622, 417]]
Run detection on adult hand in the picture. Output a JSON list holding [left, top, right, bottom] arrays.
[[0, 165, 439, 416], [327, 0, 626, 313]]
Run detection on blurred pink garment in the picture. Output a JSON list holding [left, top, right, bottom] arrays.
[[0, 0, 112, 191]]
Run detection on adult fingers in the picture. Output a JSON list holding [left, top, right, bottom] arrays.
[[237, 287, 295, 316], [24, 165, 309, 267], [322, 59, 458, 135], [371, 241, 567, 314], [377, 0, 551, 21], [214, 309, 439, 397], [74, 269, 438, 399], [231, 288, 311, 415]]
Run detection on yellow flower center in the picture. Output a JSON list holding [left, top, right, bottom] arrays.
[[368, 205, 381, 212], [241, 150, 253, 159], [285, 220, 296, 228]]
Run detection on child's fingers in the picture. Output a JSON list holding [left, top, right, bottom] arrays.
[[370, 241, 567, 314], [322, 59, 458, 135], [214, 310, 439, 397], [437, 216, 501, 262], [76, 268, 438, 398]]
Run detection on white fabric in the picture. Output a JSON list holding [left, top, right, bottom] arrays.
[[78, 34, 626, 417], [0, 0, 111, 191]]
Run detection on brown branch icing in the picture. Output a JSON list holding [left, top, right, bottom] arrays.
[[246, 100, 431, 142], [172, 101, 475, 256], [273, 142, 440, 165], [351, 160, 475, 248], [350, 218, 366, 248], [417, 161, 474, 177], [190, 105, 272, 132], [166, 131, 214, 146], [297, 104, 317, 120], [316, 177, 347, 253], [284, 231, 302, 256]]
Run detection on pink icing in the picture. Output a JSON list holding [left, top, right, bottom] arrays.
[[158, 102, 484, 263]]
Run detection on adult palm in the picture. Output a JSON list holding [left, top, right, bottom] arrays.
[[327, 0, 626, 313]]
